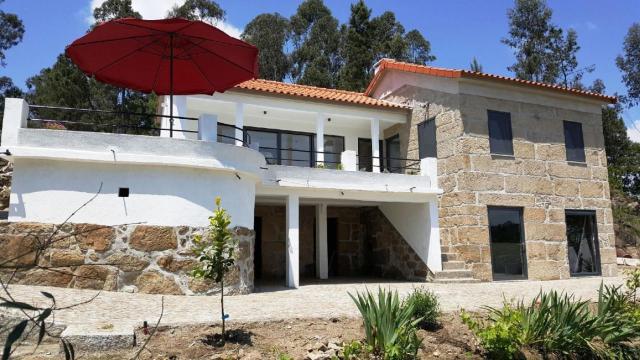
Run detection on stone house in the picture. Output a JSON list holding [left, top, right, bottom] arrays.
[[0, 58, 616, 295]]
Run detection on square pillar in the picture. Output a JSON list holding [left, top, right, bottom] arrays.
[[160, 96, 188, 139], [1, 98, 29, 147], [286, 194, 300, 288], [427, 200, 442, 272], [235, 103, 244, 146], [371, 118, 381, 173], [198, 114, 217, 142], [315, 203, 328, 279], [315, 113, 325, 166]]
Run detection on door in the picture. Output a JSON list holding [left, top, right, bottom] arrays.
[[358, 138, 384, 172], [253, 217, 262, 280], [566, 210, 601, 276], [327, 218, 338, 277], [385, 134, 401, 173], [488, 207, 527, 280]]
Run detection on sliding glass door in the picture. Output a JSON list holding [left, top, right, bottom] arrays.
[[488, 207, 527, 280], [566, 210, 601, 276]]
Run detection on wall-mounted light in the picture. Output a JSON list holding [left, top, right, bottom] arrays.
[[118, 187, 129, 197], [263, 110, 267, 115], [327, 117, 331, 122]]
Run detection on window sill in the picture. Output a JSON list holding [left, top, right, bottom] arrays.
[[566, 161, 587, 167], [490, 153, 515, 160]]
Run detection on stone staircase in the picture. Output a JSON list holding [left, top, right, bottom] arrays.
[[430, 247, 480, 283]]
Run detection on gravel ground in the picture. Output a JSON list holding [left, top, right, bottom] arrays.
[[0, 276, 624, 328]]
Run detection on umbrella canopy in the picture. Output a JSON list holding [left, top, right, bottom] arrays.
[[65, 18, 259, 95]]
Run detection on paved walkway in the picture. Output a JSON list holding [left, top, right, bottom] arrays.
[[1, 276, 624, 328]]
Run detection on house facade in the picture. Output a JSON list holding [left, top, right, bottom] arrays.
[[0, 59, 616, 295]]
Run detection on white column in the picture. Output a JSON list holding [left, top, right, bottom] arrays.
[[315, 203, 328, 279], [286, 194, 300, 288], [420, 157, 438, 189], [198, 114, 217, 142], [235, 103, 244, 146], [315, 113, 325, 166], [1, 98, 29, 147], [427, 200, 442, 272], [340, 150, 357, 171], [371, 118, 381, 173], [160, 96, 188, 139]]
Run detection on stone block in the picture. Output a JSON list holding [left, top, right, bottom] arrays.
[[0, 234, 38, 266], [526, 242, 546, 260], [581, 198, 611, 208], [130, 225, 177, 252], [105, 253, 149, 272], [471, 155, 521, 174], [548, 163, 590, 179], [505, 176, 553, 195], [478, 193, 535, 207], [458, 226, 489, 245], [455, 137, 489, 154], [525, 223, 565, 241], [50, 249, 85, 267], [579, 181, 604, 198], [535, 144, 565, 161], [591, 167, 609, 181], [528, 260, 562, 280], [554, 179, 579, 197], [157, 255, 196, 274], [445, 155, 471, 173], [454, 244, 483, 263], [457, 172, 504, 191], [61, 323, 134, 351], [74, 224, 115, 252], [20, 268, 73, 287], [74, 265, 118, 291], [513, 141, 534, 159], [547, 209, 566, 223], [135, 270, 183, 295], [520, 160, 547, 176], [523, 208, 546, 223], [441, 192, 476, 207]]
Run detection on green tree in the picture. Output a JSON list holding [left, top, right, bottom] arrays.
[[370, 11, 407, 62], [548, 28, 594, 88], [0, 77, 23, 126], [616, 23, 640, 107], [502, 0, 557, 82], [338, 0, 373, 91], [93, 0, 141, 23], [0, 0, 24, 67], [470, 57, 483, 72], [403, 29, 435, 65], [191, 197, 237, 342], [168, 0, 224, 22], [290, 0, 341, 88], [241, 13, 290, 81]]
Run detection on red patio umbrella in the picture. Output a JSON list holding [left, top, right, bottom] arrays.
[[65, 18, 259, 136]]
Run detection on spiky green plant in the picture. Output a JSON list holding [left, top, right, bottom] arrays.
[[191, 196, 237, 340], [349, 287, 421, 359]]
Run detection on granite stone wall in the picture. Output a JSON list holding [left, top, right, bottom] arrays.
[[382, 85, 616, 281], [0, 222, 255, 295]]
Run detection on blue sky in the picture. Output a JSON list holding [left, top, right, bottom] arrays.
[[2, 0, 639, 140]]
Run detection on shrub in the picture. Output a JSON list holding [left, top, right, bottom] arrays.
[[341, 340, 370, 359], [403, 288, 440, 329], [461, 305, 524, 360], [349, 287, 421, 360]]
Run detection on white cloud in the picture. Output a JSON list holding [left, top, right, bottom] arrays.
[[628, 120, 640, 143], [586, 21, 598, 31], [86, 0, 242, 38]]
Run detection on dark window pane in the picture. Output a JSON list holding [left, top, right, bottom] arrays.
[[566, 211, 600, 275], [247, 130, 278, 165], [488, 110, 514, 155], [217, 123, 236, 145], [281, 133, 311, 167], [322, 135, 344, 169], [386, 135, 402, 173], [357, 139, 384, 172], [418, 118, 437, 158], [564, 121, 585, 162], [488, 207, 526, 279]]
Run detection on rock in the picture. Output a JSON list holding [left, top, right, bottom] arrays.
[[156, 255, 196, 273], [105, 253, 149, 272], [20, 268, 73, 287], [73, 265, 118, 290], [135, 270, 183, 295], [327, 342, 341, 351], [0, 234, 38, 266], [305, 351, 329, 360], [50, 249, 85, 266], [130, 226, 177, 252], [187, 277, 215, 293], [74, 224, 115, 252]]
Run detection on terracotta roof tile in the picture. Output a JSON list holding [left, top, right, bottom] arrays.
[[232, 79, 409, 110], [365, 59, 616, 103]]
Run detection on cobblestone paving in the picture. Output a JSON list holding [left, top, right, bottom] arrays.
[[1, 276, 624, 328]]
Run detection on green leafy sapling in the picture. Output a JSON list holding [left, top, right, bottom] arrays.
[[191, 196, 238, 341]]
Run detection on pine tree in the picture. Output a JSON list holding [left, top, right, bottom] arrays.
[[617, 23, 640, 107], [404, 29, 435, 65], [338, 0, 373, 92], [242, 13, 290, 81], [470, 57, 483, 72], [0, 0, 24, 122]]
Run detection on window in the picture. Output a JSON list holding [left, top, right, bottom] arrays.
[[563, 121, 586, 162], [565, 210, 600, 276], [488, 207, 527, 280], [357, 138, 384, 172], [246, 127, 316, 167], [385, 134, 402, 173], [217, 123, 236, 145], [487, 110, 514, 156], [417, 118, 437, 158], [280, 133, 312, 167], [319, 135, 345, 169], [247, 129, 278, 164]]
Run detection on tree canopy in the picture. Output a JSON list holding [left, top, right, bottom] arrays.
[[617, 23, 640, 107], [241, 13, 290, 81]]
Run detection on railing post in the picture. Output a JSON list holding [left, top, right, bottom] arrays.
[[1, 98, 29, 147], [420, 157, 438, 189], [370, 118, 380, 173], [198, 114, 217, 142], [315, 112, 325, 166], [235, 103, 244, 147], [341, 150, 357, 171]]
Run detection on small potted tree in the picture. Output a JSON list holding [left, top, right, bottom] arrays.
[[191, 196, 238, 344]]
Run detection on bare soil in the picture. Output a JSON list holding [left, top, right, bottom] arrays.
[[10, 313, 483, 359]]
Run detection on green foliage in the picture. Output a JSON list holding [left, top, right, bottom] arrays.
[[241, 13, 290, 81], [341, 340, 370, 359], [470, 57, 483, 72], [462, 284, 640, 359], [93, 0, 141, 23], [168, 0, 225, 22], [403, 287, 440, 330], [0, 0, 24, 67], [276, 353, 293, 360], [617, 23, 640, 107], [349, 287, 421, 359], [0, 76, 23, 126]]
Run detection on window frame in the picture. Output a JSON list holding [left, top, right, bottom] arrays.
[[487, 110, 514, 156], [487, 206, 528, 280], [565, 209, 601, 277], [385, 133, 402, 173], [563, 120, 586, 163]]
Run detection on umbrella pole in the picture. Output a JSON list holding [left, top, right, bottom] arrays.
[[169, 33, 174, 138]]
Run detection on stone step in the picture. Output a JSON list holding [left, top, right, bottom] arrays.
[[440, 252, 460, 262], [433, 269, 475, 280], [431, 277, 481, 284], [441, 261, 466, 270], [61, 323, 135, 352]]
